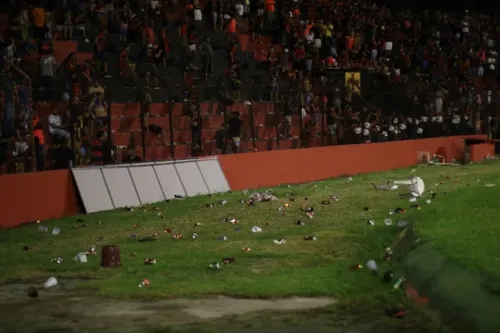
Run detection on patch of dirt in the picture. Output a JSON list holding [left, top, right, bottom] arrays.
[[0, 279, 338, 333]]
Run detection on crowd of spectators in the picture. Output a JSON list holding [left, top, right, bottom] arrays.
[[0, 0, 498, 173]]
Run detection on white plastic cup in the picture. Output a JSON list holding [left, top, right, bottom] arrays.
[[251, 226, 262, 233], [52, 227, 61, 236], [44, 277, 58, 289]]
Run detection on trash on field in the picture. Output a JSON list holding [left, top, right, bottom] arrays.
[[51, 256, 63, 264], [350, 264, 363, 270], [304, 236, 317, 241], [366, 260, 378, 272], [384, 248, 393, 261], [425, 199, 431, 204], [409, 197, 417, 203], [52, 227, 60, 236], [172, 233, 182, 239], [209, 262, 220, 270], [410, 204, 421, 210], [86, 246, 97, 256], [296, 220, 305, 226], [206, 203, 215, 208], [386, 305, 407, 318], [249, 192, 278, 202], [23, 245, 32, 251], [144, 258, 156, 265], [330, 195, 339, 202], [383, 270, 395, 283], [251, 226, 263, 233], [384, 218, 393, 226], [485, 183, 496, 187], [74, 252, 88, 263], [44, 277, 58, 289], [192, 233, 198, 239], [393, 276, 405, 289], [394, 207, 406, 214], [223, 217, 239, 224], [397, 220, 409, 228], [242, 247, 251, 252], [321, 200, 331, 205], [218, 236, 227, 241], [163, 227, 173, 233], [38, 225, 48, 232], [372, 182, 398, 191], [219, 200, 228, 205], [222, 257, 236, 264], [27, 287, 38, 298], [126, 207, 134, 212], [273, 239, 286, 245], [368, 220, 375, 226], [138, 278, 150, 287]]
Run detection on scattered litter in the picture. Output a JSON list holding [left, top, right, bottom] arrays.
[[86, 246, 97, 256], [163, 228, 173, 233], [366, 260, 378, 273], [206, 204, 215, 208], [44, 277, 58, 289], [242, 247, 251, 252], [223, 217, 239, 224], [217, 236, 227, 241], [321, 200, 331, 205], [384, 218, 393, 226], [144, 258, 156, 265], [368, 220, 375, 226], [194, 222, 203, 226], [273, 239, 286, 245], [209, 262, 220, 270], [372, 182, 398, 191], [27, 287, 38, 298], [222, 257, 236, 264], [249, 192, 278, 202], [38, 225, 48, 232], [384, 248, 393, 261], [51, 256, 63, 264], [23, 245, 32, 251], [386, 305, 407, 318], [172, 233, 182, 239], [330, 195, 339, 202], [126, 207, 134, 212], [296, 220, 305, 226], [138, 236, 156, 242], [393, 276, 405, 289], [410, 204, 421, 209], [251, 226, 263, 233], [350, 264, 363, 270], [132, 224, 141, 228], [74, 252, 88, 263], [397, 220, 409, 228], [52, 227, 60, 236], [138, 278, 150, 288], [192, 233, 198, 239], [219, 200, 228, 205], [304, 236, 317, 241], [394, 208, 406, 214], [485, 184, 496, 187], [383, 270, 395, 283], [425, 200, 431, 204]]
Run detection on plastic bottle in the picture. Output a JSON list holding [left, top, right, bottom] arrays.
[[393, 276, 405, 289]]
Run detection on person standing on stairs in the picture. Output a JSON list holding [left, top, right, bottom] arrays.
[[94, 28, 111, 78]]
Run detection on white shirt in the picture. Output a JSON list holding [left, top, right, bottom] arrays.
[[194, 9, 202, 21], [40, 55, 56, 77], [150, 0, 160, 10], [462, 21, 469, 33], [48, 114, 62, 133]]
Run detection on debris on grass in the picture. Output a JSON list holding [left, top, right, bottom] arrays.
[[86, 246, 97, 256], [296, 220, 305, 226], [138, 278, 150, 287], [44, 277, 58, 288], [209, 262, 220, 270], [242, 247, 251, 252], [172, 233, 182, 239], [38, 225, 48, 232], [217, 236, 227, 241], [384, 218, 393, 226], [222, 257, 235, 264], [304, 236, 317, 241], [74, 252, 88, 263], [144, 258, 156, 265], [251, 226, 262, 233], [51, 256, 63, 264], [273, 239, 286, 245], [350, 264, 363, 270], [52, 227, 60, 236], [192, 233, 198, 239], [368, 220, 375, 226]]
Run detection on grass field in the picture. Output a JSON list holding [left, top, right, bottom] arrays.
[[1, 160, 500, 333]]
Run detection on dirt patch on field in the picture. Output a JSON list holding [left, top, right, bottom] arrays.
[[0, 279, 338, 333]]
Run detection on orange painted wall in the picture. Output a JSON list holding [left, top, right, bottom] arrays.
[[0, 170, 81, 228], [219, 137, 465, 190], [469, 143, 495, 162]]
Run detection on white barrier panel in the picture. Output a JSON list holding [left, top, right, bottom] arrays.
[[197, 159, 230, 193], [72, 157, 229, 214], [175, 160, 210, 196], [154, 162, 186, 199], [102, 167, 141, 208], [129, 164, 166, 204], [71, 168, 114, 213]]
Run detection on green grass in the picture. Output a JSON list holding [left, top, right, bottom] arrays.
[[0, 161, 499, 299]]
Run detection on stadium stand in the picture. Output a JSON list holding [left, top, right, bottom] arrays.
[[0, 0, 498, 174]]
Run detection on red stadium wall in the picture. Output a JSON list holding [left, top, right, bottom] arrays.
[[219, 137, 466, 190], [0, 170, 81, 228], [0, 137, 468, 228], [469, 143, 495, 162]]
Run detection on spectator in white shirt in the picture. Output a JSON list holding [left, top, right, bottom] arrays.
[[48, 108, 71, 139], [193, 5, 202, 29], [40, 53, 57, 77]]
